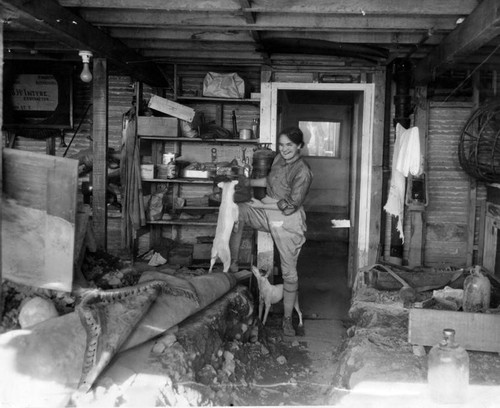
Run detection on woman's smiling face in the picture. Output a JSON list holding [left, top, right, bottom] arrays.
[[278, 134, 300, 162]]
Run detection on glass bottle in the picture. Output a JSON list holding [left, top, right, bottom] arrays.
[[463, 265, 491, 312], [251, 117, 260, 139], [427, 328, 469, 404], [231, 110, 238, 138]]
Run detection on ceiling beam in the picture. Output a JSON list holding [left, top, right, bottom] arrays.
[[238, 0, 261, 43], [125, 40, 257, 52], [104, 27, 444, 45], [58, 0, 478, 16], [415, 0, 500, 84], [0, 0, 167, 86], [77, 10, 460, 31], [106, 28, 254, 42], [239, 0, 256, 24]]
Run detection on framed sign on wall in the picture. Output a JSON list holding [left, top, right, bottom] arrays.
[[3, 61, 73, 129]]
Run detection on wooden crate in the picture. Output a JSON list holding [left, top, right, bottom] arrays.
[[137, 116, 179, 137], [409, 308, 500, 353]]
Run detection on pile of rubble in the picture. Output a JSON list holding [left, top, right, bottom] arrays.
[[328, 285, 500, 406], [1, 251, 331, 407]]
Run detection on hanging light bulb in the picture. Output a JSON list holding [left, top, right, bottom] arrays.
[[78, 50, 93, 83]]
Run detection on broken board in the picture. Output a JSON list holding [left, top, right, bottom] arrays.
[[1, 148, 78, 291], [147, 95, 195, 122], [409, 308, 500, 353]]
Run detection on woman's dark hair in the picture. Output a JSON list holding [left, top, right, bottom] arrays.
[[279, 126, 304, 148]]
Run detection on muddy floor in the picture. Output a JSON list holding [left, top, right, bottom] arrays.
[[0, 251, 345, 407], [198, 311, 342, 406]]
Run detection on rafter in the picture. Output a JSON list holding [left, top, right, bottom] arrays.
[[0, 0, 167, 86], [415, 0, 500, 84], [76, 10, 460, 31], [58, 0, 478, 16], [104, 28, 444, 45]]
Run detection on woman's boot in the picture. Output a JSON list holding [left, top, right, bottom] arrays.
[[282, 281, 298, 337]]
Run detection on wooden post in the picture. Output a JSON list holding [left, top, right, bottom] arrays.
[[467, 72, 481, 265], [46, 135, 56, 156], [0, 23, 3, 317], [407, 86, 428, 268], [369, 69, 386, 266], [483, 202, 499, 273], [92, 58, 108, 250]]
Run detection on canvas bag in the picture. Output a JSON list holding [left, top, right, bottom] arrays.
[[202, 72, 245, 99]]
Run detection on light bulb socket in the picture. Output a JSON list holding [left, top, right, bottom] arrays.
[[79, 50, 93, 83], [78, 50, 93, 64]]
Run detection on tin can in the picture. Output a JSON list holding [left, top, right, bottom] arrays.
[[239, 129, 252, 140], [166, 161, 177, 179]]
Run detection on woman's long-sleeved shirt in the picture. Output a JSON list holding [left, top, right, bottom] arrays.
[[266, 154, 313, 215]]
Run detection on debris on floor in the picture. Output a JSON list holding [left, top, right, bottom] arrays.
[[0, 248, 346, 407], [328, 284, 500, 406]]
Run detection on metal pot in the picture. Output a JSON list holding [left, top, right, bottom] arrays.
[[239, 128, 252, 140]]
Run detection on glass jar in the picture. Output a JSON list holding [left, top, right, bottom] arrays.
[[427, 328, 469, 404], [463, 265, 491, 312]]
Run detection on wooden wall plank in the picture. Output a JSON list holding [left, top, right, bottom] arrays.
[[424, 103, 473, 267], [92, 58, 108, 250]]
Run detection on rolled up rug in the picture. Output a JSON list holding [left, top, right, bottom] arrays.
[[0, 272, 235, 408]]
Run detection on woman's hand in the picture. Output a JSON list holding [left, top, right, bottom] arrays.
[[248, 198, 263, 208], [248, 195, 280, 210]]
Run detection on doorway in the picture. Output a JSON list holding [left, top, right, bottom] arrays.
[[278, 89, 354, 318], [259, 82, 375, 318]]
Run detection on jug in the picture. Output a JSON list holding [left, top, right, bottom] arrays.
[[463, 265, 490, 312], [428, 328, 469, 404]]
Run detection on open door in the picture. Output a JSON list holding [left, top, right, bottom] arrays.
[[260, 82, 375, 287]]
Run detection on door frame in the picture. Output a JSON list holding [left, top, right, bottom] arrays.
[[258, 82, 375, 280]]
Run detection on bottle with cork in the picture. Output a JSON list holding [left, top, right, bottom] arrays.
[[231, 110, 238, 139], [251, 117, 260, 139], [427, 328, 469, 404]]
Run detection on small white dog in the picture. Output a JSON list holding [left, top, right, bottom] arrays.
[[251, 265, 303, 328]]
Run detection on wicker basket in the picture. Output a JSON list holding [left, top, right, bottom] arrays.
[[459, 101, 500, 182]]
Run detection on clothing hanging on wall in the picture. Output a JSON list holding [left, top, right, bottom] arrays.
[[121, 108, 146, 250], [384, 124, 421, 241]]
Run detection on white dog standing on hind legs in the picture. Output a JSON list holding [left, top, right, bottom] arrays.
[[209, 180, 239, 273], [251, 266, 303, 333]]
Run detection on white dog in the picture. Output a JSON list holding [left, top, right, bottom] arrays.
[[251, 265, 303, 328], [209, 180, 239, 273]]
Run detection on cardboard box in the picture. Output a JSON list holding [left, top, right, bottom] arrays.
[[138, 116, 179, 137], [148, 95, 196, 122], [140, 164, 155, 179]]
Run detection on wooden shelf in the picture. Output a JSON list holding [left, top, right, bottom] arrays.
[[147, 219, 217, 226], [177, 96, 260, 103], [141, 177, 214, 184], [139, 135, 259, 143], [180, 206, 219, 211]]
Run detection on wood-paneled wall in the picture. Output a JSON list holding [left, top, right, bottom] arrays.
[[425, 102, 474, 267]]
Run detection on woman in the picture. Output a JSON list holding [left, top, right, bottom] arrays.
[[229, 126, 313, 336]]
